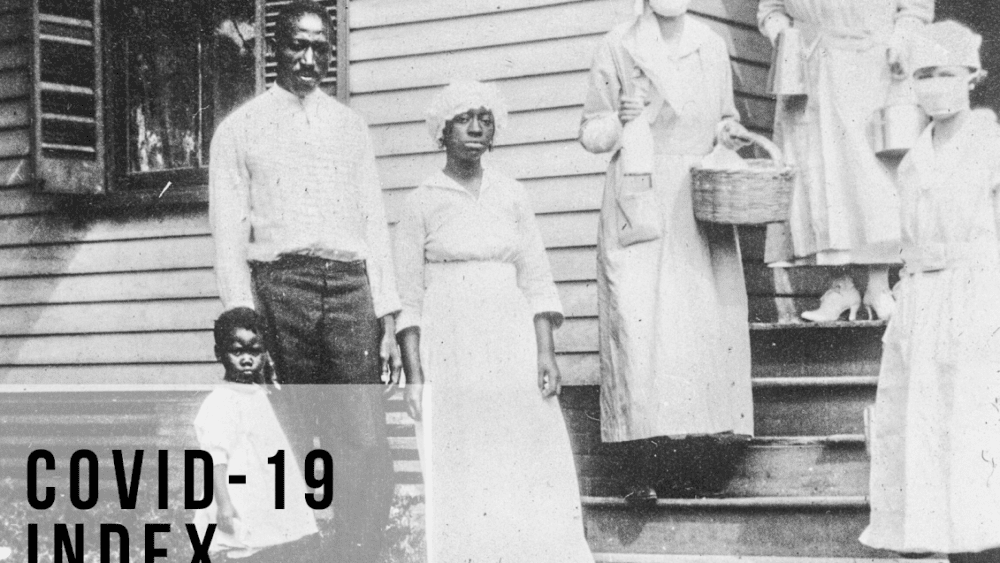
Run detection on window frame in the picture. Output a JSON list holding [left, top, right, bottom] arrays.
[[93, 0, 348, 203]]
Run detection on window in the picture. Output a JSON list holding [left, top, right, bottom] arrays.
[[104, 0, 257, 190], [8, 0, 344, 195]]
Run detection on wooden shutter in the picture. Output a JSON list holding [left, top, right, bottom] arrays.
[[259, 0, 347, 101], [32, 0, 103, 193], [0, 0, 32, 187]]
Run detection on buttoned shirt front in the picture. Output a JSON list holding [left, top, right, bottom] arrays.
[[209, 85, 401, 318]]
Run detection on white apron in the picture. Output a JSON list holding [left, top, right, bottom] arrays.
[[758, 0, 933, 264], [581, 16, 753, 442]]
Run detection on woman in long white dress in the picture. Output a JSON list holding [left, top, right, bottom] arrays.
[[861, 22, 1000, 562], [758, 0, 933, 321], [579, 0, 754, 501], [394, 80, 594, 563]]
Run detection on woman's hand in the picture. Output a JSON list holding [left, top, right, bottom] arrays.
[[405, 383, 423, 421], [537, 351, 562, 398], [761, 13, 792, 47], [396, 327, 424, 420], [380, 314, 403, 387], [717, 120, 751, 150], [619, 95, 647, 124]]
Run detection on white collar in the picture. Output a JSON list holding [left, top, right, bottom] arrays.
[[424, 169, 494, 197]]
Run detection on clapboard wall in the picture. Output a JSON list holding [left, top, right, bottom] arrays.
[[350, 0, 774, 386], [0, 0, 771, 389]]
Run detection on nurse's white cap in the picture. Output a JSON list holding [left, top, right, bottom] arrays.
[[911, 20, 982, 72]]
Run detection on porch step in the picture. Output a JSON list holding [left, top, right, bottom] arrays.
[[563, 375, 874, 440], [751, 322, 884, 380], [593, 553, 944, 563], [576, 435, 868, 498], [583, 495, 888, 559]]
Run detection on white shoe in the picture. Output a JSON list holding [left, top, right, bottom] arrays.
[[863, 287, 895, 321], [801, 277, 862, 322]]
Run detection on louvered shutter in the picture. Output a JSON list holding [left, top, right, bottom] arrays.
[[0, 0, 32, 187], [260, 0, 343, 99], [32, 0, 103, 193]]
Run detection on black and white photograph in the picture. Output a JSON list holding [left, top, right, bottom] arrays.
[[2, 0, 1000, 562]]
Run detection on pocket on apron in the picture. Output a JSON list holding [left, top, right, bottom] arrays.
[[617, 174, 662, 247]]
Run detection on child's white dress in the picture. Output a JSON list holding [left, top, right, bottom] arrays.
[[861, 111, 1000, 553], [193, 382, 317, 557]]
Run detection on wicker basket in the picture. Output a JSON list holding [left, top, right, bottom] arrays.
[[691, 132, 794, 225]]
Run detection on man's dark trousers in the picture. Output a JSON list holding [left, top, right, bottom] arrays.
[[252, 255, 394, 563]]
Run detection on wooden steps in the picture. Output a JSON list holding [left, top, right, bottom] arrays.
[[572, 319, 889, 559], [583, 495, 887, 559], [573, 435, 868, 498], [592, 554, 945, 563]]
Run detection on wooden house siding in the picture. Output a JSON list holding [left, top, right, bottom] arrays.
[[0, 0, 772, 388], [350, 0, 774, 386], [0, 0, 771, 499], [0, 194, 219, 385]]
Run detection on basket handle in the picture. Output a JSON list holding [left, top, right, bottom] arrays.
[[738, 131, 784, 166]]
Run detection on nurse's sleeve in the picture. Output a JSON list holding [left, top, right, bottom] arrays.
[[895, 0, 933, 25], [580, 35, 624, 155], [715, 38, 742, 137], [893, 0, 932, 56], [513, 187, 564, 327], [393, 191, 428, 334]]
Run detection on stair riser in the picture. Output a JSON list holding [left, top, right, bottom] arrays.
[[751, 328, 883, 379], [573, 443, 869, 498], [753, 387, 873, 436], [562, 385, 875, 440], [585, 506, 888, 558]]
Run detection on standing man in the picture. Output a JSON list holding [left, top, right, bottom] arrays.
[[208, 2, 401, 561]]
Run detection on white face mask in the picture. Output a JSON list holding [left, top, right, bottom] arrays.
[[914, 75, 972, 118], [648, 0, 690, 17]]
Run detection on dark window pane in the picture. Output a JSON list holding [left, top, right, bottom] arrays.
[[123, 0, 255, 174], [211, 0, 257, 124]]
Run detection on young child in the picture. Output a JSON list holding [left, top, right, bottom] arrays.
[[860, 21, 1000, 563], [193, 307, 319, 561]]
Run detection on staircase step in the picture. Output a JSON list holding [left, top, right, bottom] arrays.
[[576, 435, 869, 498], [751, 324, 883, 379], [726, 436, 867, 498], [593, 553, 945, 563], [583, 496, 889, 558], [753, 382, 873, 437], [562, 380, 874, 442]]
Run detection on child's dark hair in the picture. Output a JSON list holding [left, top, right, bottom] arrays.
[[214, 307, 264, 349]]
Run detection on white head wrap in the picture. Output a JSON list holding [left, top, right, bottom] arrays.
[[911, 20, 983, 72], [425, 79, 509, 147]]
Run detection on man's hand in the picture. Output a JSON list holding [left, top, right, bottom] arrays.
[[380, 314, 403, 386], [537, 351, 562, 398]]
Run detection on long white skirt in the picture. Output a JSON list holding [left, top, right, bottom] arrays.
[[416, 261, 593, 563], [861, 265, 1000, 553]]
